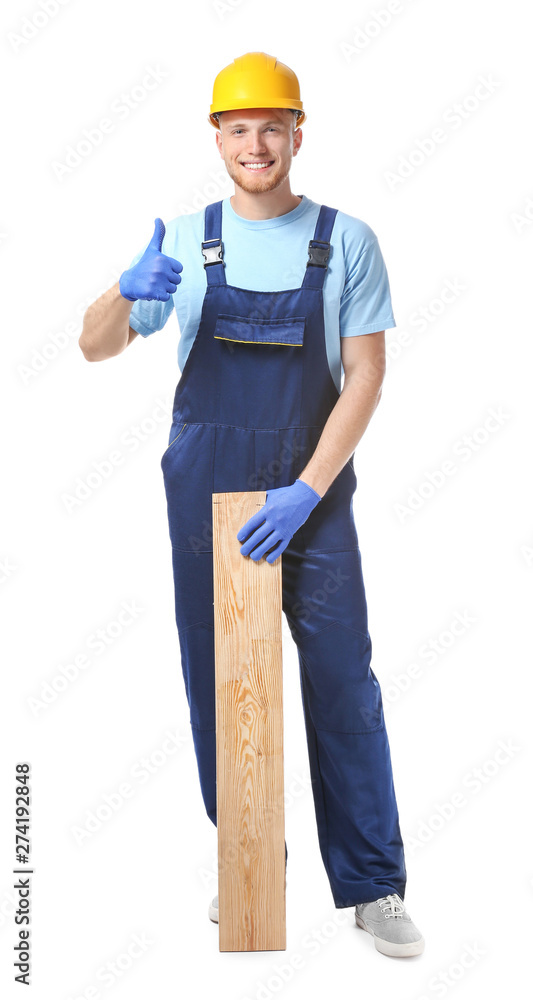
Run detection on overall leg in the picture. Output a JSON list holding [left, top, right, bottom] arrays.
[[282, 543, 406, 907], [171, 547, 217, 826]]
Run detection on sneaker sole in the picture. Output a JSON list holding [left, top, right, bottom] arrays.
[[355, 914, 425, 957]]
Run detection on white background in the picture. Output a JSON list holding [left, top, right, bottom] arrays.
[[1, 0, 531, 995]]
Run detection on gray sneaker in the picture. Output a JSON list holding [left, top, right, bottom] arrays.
[[209, 859, 287, 923], [355, 893, 424, 957], [208, 894, 219, 923]]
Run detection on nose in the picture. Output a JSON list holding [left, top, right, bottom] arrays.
[[246, 132, 269, 155]]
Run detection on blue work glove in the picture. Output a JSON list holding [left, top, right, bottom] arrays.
[[237, 479, 322, 564], [119, 218, 183, 302]]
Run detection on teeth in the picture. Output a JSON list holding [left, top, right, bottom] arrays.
[[242, 162, 272, 169]]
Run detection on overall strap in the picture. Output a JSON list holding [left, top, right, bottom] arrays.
[[201, 199, 338, 290], [301, 205, 338, 290], [201, 200, 226, 286]]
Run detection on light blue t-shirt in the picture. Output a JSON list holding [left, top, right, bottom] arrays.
[[127, 194, 396, 392]]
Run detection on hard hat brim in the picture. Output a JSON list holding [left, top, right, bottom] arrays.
[[208, 105, 306, 129]]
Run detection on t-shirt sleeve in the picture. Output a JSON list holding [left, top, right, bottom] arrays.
[[126, 245, 174, 339], [340, 235, 397, 336]]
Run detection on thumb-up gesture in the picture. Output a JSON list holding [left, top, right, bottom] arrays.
[[119, 219, 183, 302]]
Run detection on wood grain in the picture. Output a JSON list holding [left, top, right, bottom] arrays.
[[213, 491, 286, 952]]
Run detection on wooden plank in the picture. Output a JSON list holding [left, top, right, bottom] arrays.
[[212, 491, 286, 953]]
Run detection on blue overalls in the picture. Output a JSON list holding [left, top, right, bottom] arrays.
[[161, 198, 407, 906]]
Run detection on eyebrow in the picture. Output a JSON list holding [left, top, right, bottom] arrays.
[[226, 119, 283, 128]]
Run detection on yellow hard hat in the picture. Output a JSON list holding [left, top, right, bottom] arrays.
[[208, 52, 306, 129]]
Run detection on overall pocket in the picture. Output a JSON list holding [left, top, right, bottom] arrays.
[[212, 315, 306, 428], [161, 423, 215, 553], [214, 313, 306, 347], [161, 421, 188, 468]]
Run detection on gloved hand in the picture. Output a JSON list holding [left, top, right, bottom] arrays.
[[237, 479, 322, 564], [119, 218, 183, 302]]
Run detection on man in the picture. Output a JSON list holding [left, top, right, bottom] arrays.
[[80, 52, 424, 958]]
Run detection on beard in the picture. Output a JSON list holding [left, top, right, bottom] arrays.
[[225, 156, 291, 194]]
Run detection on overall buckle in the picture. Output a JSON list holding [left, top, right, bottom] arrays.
[[307, 239, 331, 268], [201, 239, 224, 267]]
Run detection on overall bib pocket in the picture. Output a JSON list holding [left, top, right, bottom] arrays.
[[214, 313, 306, 347], [212, 315, 306, 428]]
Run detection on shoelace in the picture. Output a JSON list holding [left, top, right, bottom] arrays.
[[376, 894, 405, 919]]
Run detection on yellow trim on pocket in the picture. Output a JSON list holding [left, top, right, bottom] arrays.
[[162, 422, 188, 464], [167, 422, 188, 449], [214, 336, 302, 347]]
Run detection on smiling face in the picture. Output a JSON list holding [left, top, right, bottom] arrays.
[[215, 108, 302, 194]]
